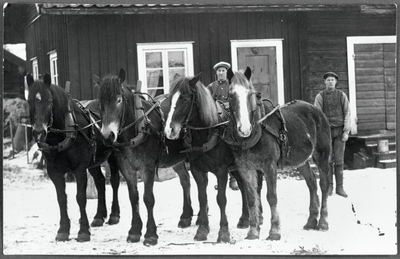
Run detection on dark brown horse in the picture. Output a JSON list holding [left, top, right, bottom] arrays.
[[226, 67, 331, 240], [98, 69, 194, 246], [27, 74, 121, 242], [164, 74, 263, 243]]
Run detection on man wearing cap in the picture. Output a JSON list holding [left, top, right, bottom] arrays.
[[314, 72, 350, 198], [207, 61, 239, 191]]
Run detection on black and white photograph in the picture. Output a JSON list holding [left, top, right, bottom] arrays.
[[2, 1, 398, 256]]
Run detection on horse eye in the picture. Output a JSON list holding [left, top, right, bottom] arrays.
[[117, 97, 122, 104]]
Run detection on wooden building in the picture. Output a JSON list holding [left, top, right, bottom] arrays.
[[6, 3, 397, 167]]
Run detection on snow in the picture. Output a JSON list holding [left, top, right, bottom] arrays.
[[2, 149, 397, 255], [4, 43, 26, 60]]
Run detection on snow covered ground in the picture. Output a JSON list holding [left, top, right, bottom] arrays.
[[2, 149, 397, 256]]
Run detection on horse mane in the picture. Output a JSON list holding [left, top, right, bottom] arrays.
[[170, 76, 219, 126], [98, 74, 124, 104], [232, 71, 254, 91]]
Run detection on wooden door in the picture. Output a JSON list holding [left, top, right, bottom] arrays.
[[237, 47, 278, 104], [354, 42, 396, 133]]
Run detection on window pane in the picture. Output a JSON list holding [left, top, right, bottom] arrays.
[[146, 52, 162, 68], [168, 51, 185, 67], [147, 70, 163, 89], [148, 89, 164, 98], [169, 68, 185, 85]]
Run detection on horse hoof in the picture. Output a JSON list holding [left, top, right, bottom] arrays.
[[178, 218, 192, 228], [303, 219, 318, 230], [143, 237, 158, 246], [266, 233, 281, 241], [127, 234, 141, 243], [55, 233, 69, 241], [237, 218, 250, 229], [217, 231, 230, 243], [245, 234, 259, 240], [77, 232, 90, 242], [317, 222, 329, 231], [91, 218, 105, 227], [108, 216, 120, 225], [194, 225, 210, 241]]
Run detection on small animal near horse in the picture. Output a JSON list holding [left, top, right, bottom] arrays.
[[226, 67, 331, 240], [27, 74, 121, 242], [164, 74, 263, 243], [98, 69, 193, 246]]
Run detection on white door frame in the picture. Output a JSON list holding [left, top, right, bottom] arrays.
[[231, 39, 285, 105], [346, 35, 396, 134]]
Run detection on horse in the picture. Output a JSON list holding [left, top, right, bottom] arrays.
[[98, 69, 194, 246], [225, 67, 331, 240], [164, 74, 264, 243], [26, 74, 121, 242]]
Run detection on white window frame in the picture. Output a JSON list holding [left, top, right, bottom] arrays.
[[137, 42, 194, 96], [346, 35, 396, 134], [48, 50, 58, 85], [31, 58, 39, 80], [231, 39, 285, 105]]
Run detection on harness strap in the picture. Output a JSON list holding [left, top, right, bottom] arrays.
[[181, 128, 220, 153]]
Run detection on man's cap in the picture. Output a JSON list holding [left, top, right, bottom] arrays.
[[213, 61, 231, 71], [323, 72, 339, 80]]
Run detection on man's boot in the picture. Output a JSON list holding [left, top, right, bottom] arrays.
[[327, 164, 334, 196], [334, 165, 348, 198]]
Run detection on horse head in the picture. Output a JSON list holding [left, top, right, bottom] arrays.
[[27, 73, 54, 143], [98, 69, 127, 146], [227, 67, 257, 138], [164, 73, 219, 140]]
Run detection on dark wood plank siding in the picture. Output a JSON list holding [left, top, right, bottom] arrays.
[[27, 12, 306, 100], [25, 15, 69, 89], [307, 11, 396, 102]]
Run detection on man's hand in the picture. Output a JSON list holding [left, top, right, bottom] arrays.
[[341, 132, 349, 142]]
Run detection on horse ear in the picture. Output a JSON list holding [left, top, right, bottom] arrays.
[[244, 67, 252, 80], [92, 73, 101, 87], [189, 73, 201, 87], [119, 69, 126, 84], [43, 74, 52, 87], [227, 68, 234, 83], [26, 73, 34, 87]]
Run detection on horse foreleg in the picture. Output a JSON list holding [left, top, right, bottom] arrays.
[[191, 166, 209, 241], [119, 157, 143, 243], [88, 166, 107, 227], [239, 169, 261, 240], [215, 167, 230, 243], [297, 162, 320, 230], [264, 164, 281, 241], [173, 162, 193, 228], [142, 166, 158, 246], [231, 170, 249, 228], [74, 168, 91, 242], [108, 153, 120, 225], [48, 168, 70, 241]]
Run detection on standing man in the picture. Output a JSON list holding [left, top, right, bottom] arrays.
[[314, 72, 350, 198], [207, 61, 238, 191]]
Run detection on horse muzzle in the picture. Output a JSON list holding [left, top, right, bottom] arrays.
[[165, 125, 181, 140], [237, 122, 252, 138], [32, 127, 48, 143], [101, 123, 119, 146]]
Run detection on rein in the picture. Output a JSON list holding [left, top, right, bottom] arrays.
[[180, 88, 228, 153]]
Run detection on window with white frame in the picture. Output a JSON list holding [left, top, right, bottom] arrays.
[[137, 42, 194, 98], [49, 51, 58, 85], [31, 58, 39, 80]]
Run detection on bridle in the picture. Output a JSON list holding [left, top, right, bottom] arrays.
[[107, 83, 162, 148]]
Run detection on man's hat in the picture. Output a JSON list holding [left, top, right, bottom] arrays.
[[213, 61, 231, 71], [323, 72, 339, 80]]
